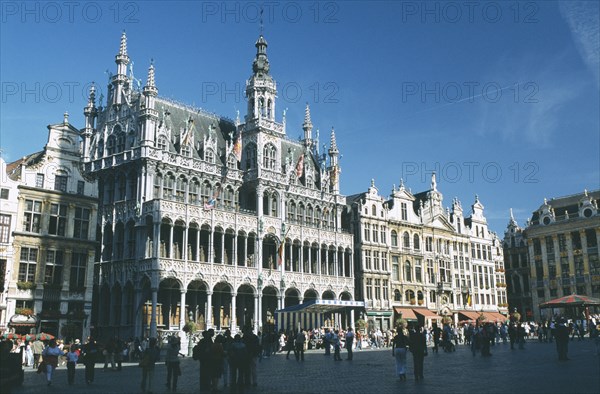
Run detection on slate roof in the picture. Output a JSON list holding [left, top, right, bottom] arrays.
[[6, 151, 44, 181], [530, 190, 600, 224]]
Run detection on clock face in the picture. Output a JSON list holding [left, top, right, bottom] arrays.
[[543, 216, 551, 225]]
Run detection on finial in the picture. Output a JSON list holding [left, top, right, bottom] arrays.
[[510, 208, 514, 220], [400, 178, 405, 189], [475, 194, 479, 203], [544, 197, 547, 205], [63, 111, 69, 124], [371, 178, 375, 187], [564, 210, 569, 219], [584, 189, 588, 196], [87, 83, 96, 105], [329, 127, 338, 151], [235, 109, 240, 127], [119, 30, 128, 56], [146, 61, 155, 88], [431, 172, 437, 191]]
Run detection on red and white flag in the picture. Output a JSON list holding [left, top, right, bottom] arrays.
[[295, 153, 304, 178]]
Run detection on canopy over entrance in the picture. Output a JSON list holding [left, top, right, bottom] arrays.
[[539, 294, 600, 308], [275, 299, 364, 332]]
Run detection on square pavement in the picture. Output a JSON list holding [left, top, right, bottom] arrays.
[[11, 339, 600, 394]]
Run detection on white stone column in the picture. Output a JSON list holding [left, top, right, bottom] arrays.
[[183, 225, 188, 261], [253, 295, 259, 333], [350, 309, 355, 330], [208, 229, 214, 263], [206, 290, 213, 329], [150, 288, 158, 338], [179, 290, 186, 330], [231, 293, 237, 334], [169, 224, 174, 259], [221, 231, 225, 264], [244, 236, 248, 267], [232, 233, 238, 266], [195, 228, 200, 261]]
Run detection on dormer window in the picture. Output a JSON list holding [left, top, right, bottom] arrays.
[[157, 136, 167, 150], [205, 149, 215, 164]]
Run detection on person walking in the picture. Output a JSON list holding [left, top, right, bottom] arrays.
[[42, 340, 63, 386], [193, 330, 213, 391], [555, 318, 570, 361], [82, 337, 98, 385], [295, 329, 306, 362], [242, 327, 260, 388], [165, 336, 183, 391], [140, 337, 160, 394], [323, 328, 331, 356], [345, 327, 355, 360], [228, 334, 248, 393], [392, 325, 409, 381], [66, 344, 79, 385], [31, 338, 44, 369], [409, 326, 427, 381], [285, 331, 295, 360], [332, 330, 342, 361]]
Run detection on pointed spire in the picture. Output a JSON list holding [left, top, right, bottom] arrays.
[[87, 84, 96, 106], [119, 31, 128, 56], [303, 103, 313, 130], [329, 127, 338, 152], [146, 61, 155, 88]]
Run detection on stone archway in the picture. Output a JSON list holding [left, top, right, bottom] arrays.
[[236, 284, 255, 331], [284, 288, 301, 308], [212, 282, 233, 330]]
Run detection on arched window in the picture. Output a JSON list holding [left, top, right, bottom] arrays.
[[227, 154, 237, 169], [245, 144, 257, 169], [97, 139, 104, 157], [163, 173, 175, 200], [106, 135, 116, 155], [306, 175, 313, 189], [404, 260, 412, 282], [267, 99, 272, 118], [391, 230, 398, 247], [115, 126, 125, 152], [153, 173, 162, 198], [270, 193, 278, 217], [315, 207, 321, 228], [307, 205, 314, 226], [223, 186, 234, 209], [371, 204, 376, 216], [205, 149, 215, 163], [394, 289, 401, 302], [263, 143, 276, 169], [201, 181, 212, 203], [189, 178, 199, 203], [157, 135, 167, 150], [413, 234, 420, 250], [288, 201, 297, 222], [403, 232, 410, 249], [175, 176, 186, 202], [298, 203, 305, 224]]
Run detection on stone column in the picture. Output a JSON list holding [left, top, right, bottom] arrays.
[[231, 293, 237, 334], [153, 222, 160, 257], [206, 290, 213, 329], [221, 231, 225, 264], [253, 295, 259, 333], [182, 225, 188, 261], [232, 233, 237, 266], [350, 309, 355, 330], [169, 224, 174, 259], [179, 290, 186, 330], [195, 228, 200, 261], [150, 288, 158, 338], [208, 229, 213, 264], [244, 236, 248, 267], [133, 288, 142, 338]]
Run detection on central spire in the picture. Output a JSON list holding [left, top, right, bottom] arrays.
[[252, 35, 270, 75]]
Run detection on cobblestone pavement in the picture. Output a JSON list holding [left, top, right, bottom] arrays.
[[12, 339, 600, 394]]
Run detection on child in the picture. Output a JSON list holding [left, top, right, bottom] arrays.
[[66, 345, 79, 385]]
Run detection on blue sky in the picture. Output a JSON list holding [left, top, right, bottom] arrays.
[[1, 1, 599, 235]]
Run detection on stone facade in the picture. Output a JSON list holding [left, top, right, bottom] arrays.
[[82, 33, 354, 340], [346, 176, 507, 330], [2, 115, 99, 339], [504, 190, 600, 321]]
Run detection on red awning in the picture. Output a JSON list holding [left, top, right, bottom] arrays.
[[412, 308, 440, 319], [394, 307, 417, 320], [458, 311, 481, 321], [483, 312, 507, 322]]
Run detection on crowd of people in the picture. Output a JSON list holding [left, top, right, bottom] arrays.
[[1, 313, 598, 392]]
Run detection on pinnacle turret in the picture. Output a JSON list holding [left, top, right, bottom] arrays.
[[252, 35, 270, 75]]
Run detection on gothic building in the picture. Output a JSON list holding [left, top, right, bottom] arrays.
[[346, 176, 507, 330], [2, 115, 99, 339], [504, 190, 600, 321], [82, 33, 354, 340]]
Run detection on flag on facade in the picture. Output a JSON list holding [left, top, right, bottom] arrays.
[[232, 131, 242, 162], [182, 118, 194, 146], [277, 241, 284, 266], [203, 198, 216, 210], [295, 153, 304, 178], [467, 294, 472, 306]]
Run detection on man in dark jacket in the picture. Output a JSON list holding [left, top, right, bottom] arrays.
[[555, 318, 570, 361], [193, 330, 214, 391], [409, 326, 427, 381], [242, 327, 260, 387]]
